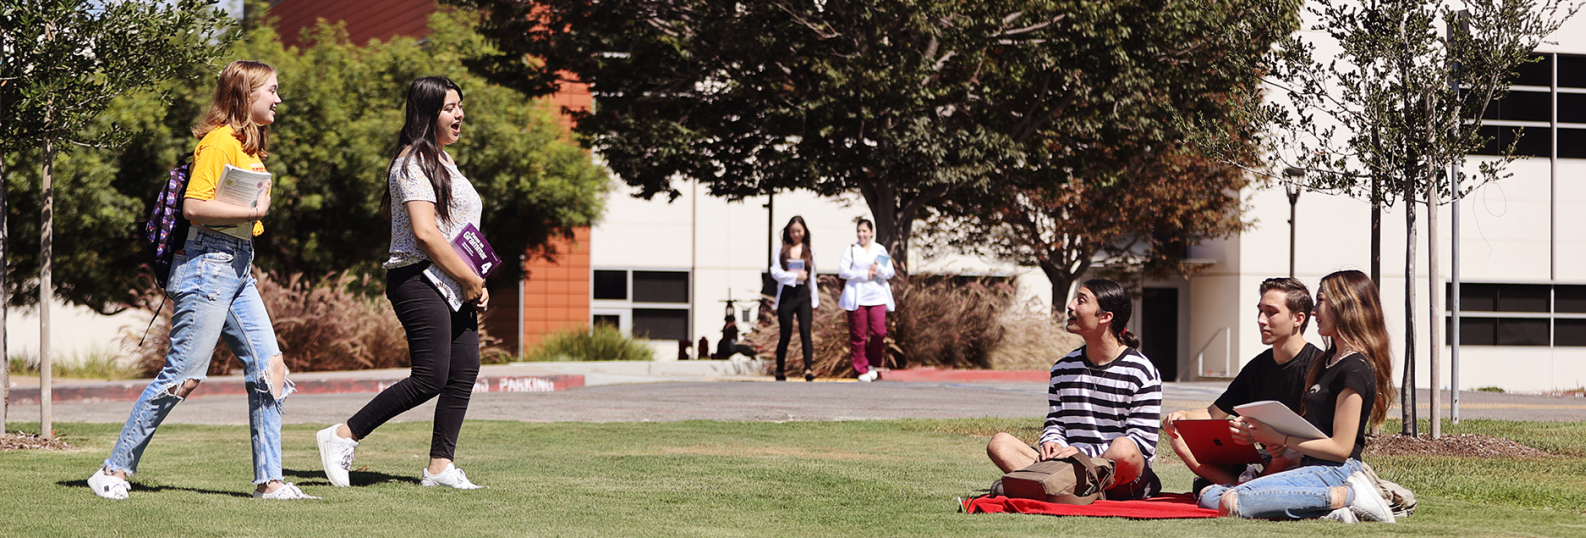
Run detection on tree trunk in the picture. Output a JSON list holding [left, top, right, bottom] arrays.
[[1371, 174, 1382, 288], [855, 175, 950, 282], [0, 151, 7, 435], [40, 138, 54, 440], [1402, 174, 1417, 437], [1039, 259, 1085, 320], [1428, 172, 1442, 439]]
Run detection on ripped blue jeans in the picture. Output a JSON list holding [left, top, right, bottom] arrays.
[[103, 227, 291, 485], [1198, 458, 1360, 519]]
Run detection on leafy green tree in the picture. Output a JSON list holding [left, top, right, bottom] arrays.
[[921, 0, 1282, 306], [2, 6, 608, 313], [0, 0, 234, 438], [1191, 0, 1577, 436], [457, 0, 1272, 268]]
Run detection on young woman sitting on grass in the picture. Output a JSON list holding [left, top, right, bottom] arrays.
[[1198, 270, 1398, 523]]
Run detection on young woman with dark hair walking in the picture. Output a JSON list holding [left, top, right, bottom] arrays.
[[316, 76, 487, 490], [769, 216, 819, 381]]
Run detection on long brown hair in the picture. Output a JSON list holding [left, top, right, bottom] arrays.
[[192, 60, 275, 157], [380, 76, 464, 222], [778, 215, 813, 273], [1305, 270, 1397, 429]]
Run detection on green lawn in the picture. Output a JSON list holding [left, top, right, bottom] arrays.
[[2, 418, 1583, 537]]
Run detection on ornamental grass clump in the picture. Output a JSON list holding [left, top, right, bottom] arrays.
[[744, 273, 1069, 378], [521, 325, 656, 362], [122, 270, 507, 375]]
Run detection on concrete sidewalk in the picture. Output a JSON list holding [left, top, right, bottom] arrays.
[[7, 359, 1585, 426], [6, 357, 776, 405]]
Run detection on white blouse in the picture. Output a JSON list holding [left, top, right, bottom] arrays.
[[383, 154, 482, 270], [768, 248, 820, 309], [837, 242, 895, 311]]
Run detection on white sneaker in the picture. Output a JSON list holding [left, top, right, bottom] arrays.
[[1321, 507, 1358, 524], [253, 482, 319, 500], [1345, 472, 1396, 523], [316, 424, 358, 487], [421, 463, 482, 489], [87, 468, 130, 500], [858, 370, 879, 382]]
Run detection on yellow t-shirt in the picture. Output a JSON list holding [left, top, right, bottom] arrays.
[[187, 125, 268, 236]]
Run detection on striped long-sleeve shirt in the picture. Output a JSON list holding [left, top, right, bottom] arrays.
[[1038, 346, 1163, 463]]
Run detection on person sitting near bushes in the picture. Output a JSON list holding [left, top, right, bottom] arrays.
[[1163, 277, 1321, 495], [985, 278, 1163, 500]]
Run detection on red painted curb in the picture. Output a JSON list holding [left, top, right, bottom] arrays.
[[880, 368, 1048, 383], [8, 374, 584, 404]]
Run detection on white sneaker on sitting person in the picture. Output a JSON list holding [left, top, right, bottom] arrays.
[[421, 463, 483, 489], [1321, 507, 1358, 524], [87, 467, 131, 500], [316, 424, 358, 487], [1345, 472, 1396, 523], [254, 483, 319, 500]]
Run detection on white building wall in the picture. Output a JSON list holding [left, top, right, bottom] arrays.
[[1193, 7, 1586, 393]]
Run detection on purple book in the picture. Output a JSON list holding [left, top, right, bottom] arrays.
[[451, 223, 503, 278]]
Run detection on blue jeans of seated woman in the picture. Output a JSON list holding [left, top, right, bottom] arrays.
[[1198, 458, 1361, 519], [102, 227, 290, 485]]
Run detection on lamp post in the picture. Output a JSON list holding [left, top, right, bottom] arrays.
[[1284, 167, 1304, 278]]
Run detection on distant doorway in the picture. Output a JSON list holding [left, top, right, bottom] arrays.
[[1140, 288, 1179, 381]]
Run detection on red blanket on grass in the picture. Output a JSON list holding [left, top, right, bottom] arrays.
[[963, 493, 1220, 519]]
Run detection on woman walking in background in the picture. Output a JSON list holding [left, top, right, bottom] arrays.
[[88, 60, 313, 500], [770, 216, 819, 381], [838, 218, 894, 382], [1198, 270, 1399, 523], [316, 76, 486, 490]]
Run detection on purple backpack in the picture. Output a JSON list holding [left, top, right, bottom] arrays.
[[144, 153, 194, 288]]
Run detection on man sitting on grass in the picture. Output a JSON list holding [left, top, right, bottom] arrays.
[[986, 278, 1163, 500], [1162, 277, 1319, 496]]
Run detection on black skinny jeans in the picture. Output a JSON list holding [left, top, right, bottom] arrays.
[[776, 284, 814, 374], [347, 262, 480, 460]]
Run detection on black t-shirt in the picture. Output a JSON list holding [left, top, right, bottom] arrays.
[[1214, 343, 1321, 416], [1300, 352, 1377, 461]]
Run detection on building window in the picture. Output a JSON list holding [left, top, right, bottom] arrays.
[[1447, 282, 1586, 347], [633, 309, 689, 341], [590, 268, 690, 341], [1471, 53, 1586, 160], [593, 270, 627, 300]]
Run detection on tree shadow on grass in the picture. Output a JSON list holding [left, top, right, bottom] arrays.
[[283, 467, 421, 487], [59, 478, 253, 498]]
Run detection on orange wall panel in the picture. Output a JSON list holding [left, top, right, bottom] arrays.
[[270, 0, 437, 48]]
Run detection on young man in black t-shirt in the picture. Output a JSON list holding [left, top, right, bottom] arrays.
[[1163, 277, 1320, 491]]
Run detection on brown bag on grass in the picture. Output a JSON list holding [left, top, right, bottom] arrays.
[[997, 455, 1116, 505]]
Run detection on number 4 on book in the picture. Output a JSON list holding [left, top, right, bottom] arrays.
[[451, 223, 502, 278]]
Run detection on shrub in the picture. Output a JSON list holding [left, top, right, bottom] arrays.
[[744, 273, 1075, 377], [7, 346, 143, 380], [121, 270, 509, 376], [522, 325, 655, 362]]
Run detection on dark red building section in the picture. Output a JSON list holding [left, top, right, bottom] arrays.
[[270, 0, 437, 48]]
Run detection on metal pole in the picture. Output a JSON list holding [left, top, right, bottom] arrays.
[[1285, 167, 1303, 278], [1450, 10, 1470, 424]]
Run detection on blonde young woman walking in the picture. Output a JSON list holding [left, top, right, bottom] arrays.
[[88, 60, 313, 500]]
